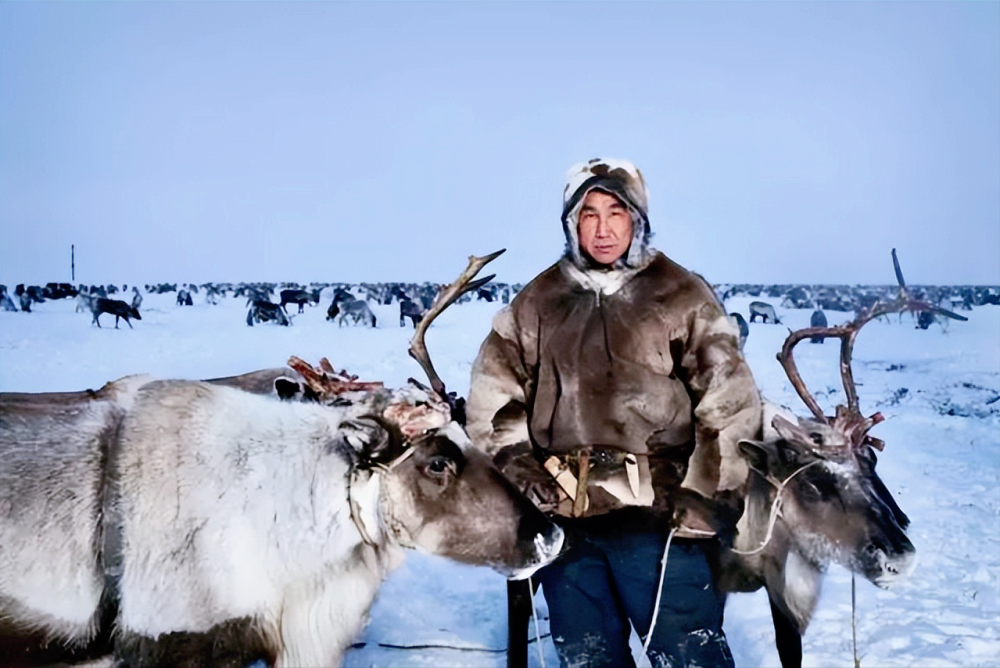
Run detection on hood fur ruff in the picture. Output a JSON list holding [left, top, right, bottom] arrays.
[[562, 158, 653, 272]]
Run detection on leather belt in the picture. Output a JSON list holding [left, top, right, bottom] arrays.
[[542, 447, 649, 516]]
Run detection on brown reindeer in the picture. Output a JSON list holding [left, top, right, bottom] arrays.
[[717, 249, 967, 668]]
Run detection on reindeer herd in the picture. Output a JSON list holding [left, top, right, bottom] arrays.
[[1, 279, 516, 332], [0, 250, 991, 668]]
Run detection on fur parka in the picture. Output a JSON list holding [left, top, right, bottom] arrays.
[[466, 251, 762, 536]]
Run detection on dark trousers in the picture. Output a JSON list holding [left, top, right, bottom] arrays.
[[535, 530, 733, 668]]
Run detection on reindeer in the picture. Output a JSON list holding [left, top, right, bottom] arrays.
[[246, 300, 290, 327], [398, 296, 426, 328], [717, 249, 967, 668], [279, 288, 321, 314], [808, 308, 827, 342], [749, 300, 781, 324], [130, 287, 143, 311], [329, 291, 377, 328], [728, 311, 749, 350], [92, 298, 142, 329], [1, 285, 19, 312], [1, 250, 565, 668]]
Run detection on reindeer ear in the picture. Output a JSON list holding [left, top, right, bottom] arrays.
[[738, 439, 778, 474], [771, 414, 811, 444], [274, 377, 320, 402], [274, 377, 302, 400], [340, 415, 403, 465]]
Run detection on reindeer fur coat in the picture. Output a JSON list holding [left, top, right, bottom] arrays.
[[467, 164, 761, 534]]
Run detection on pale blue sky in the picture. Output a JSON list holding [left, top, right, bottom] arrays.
[[2, 1, 997, 287]]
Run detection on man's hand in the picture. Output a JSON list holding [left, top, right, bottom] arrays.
[[493, 442, 564, 512]]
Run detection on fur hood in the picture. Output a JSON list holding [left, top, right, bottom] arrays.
[[561, 158, 653, 271]]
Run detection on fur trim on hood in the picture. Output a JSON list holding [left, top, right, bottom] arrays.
[[561, 158, 653, 271]]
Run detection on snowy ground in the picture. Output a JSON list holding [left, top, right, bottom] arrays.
[[1, 289, 997, 668]]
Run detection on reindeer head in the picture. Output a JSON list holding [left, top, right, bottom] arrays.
[[283, 250, 565, 578], [740, 410, 915, 588], [737, 250, 969, 589]]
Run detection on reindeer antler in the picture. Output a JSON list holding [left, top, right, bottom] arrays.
[[408, 249, 506, 415], [287, 356, 384, 400], [777, 249, 968, 450]]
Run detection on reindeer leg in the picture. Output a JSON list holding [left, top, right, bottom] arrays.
[[769, 596, 803, 668], [506, 578, 535, 668]]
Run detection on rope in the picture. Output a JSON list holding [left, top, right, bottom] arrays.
[[348, 445, 418, 547], [852, 572, 861, 668], [642, 527, 677, 654], [731, 460, 824, 556]]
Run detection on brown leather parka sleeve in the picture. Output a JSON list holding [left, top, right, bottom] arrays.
[[466, 306, 532, 457], [673, 282, 763, 533]]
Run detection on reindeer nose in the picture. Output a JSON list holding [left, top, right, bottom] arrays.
[[537, 524, 565, 561], [869, 543, 918, 589], [508, 523, 565, 582]]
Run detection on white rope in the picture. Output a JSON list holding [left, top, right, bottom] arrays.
[[731, 460, 824, 556], [348, 445, 418, 547], [642, 527, 677, 654], [528, 576, 546, 668]]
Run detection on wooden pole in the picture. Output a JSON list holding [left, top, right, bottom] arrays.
[[71, 244, 75, 282]]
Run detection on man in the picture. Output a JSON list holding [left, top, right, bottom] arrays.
[[466, 158, 761, 668]]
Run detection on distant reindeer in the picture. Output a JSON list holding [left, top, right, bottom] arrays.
[[42, 283, 77, 300], [808, 309, 827, 343], [399, 297, 425, 329], [915, 310, 935, 330], [280, 288, 321, 314], [0, 285, 17, 312], [337, 301, 377, 328], [728, 312, 749, 349], [246, 300, 290, 327], [749, 300, 780, 324], [204, 285, 222, 305], [76, 290, 97, 314], [328, 290, 377, 328], [15, 285, 41, 313], [326, 288, 352, 322], [92, 298, 142, 329]]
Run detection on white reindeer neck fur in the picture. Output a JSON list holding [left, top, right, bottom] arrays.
[[782, 550, 824, 630]]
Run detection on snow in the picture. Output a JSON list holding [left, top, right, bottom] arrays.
[[1, 289, 998, 668]]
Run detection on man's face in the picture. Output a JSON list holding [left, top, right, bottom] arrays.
[[577, 190, 633, 266]]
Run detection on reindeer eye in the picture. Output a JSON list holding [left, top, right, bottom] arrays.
[[809, 433, 824, 446], [799, 480, 823, 500], [426, 456, 454, 477]]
